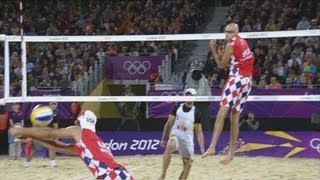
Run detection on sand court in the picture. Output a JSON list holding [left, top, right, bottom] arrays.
[[0, 155, 319, 180]]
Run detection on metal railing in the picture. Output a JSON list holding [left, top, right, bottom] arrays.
[[73, 59, 104, 96]]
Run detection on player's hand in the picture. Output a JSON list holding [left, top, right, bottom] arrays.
[[209, 40, 218, 51], [20, 137, 32, 143], [160, 140, 167, 148], [9, 127, 22, 138], [201, 145, 216, 159], [217, 45, 225, 55], [9, 127, 18, 136]]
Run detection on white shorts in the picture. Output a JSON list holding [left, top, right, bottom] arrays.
[[170, 135, 194, 159]]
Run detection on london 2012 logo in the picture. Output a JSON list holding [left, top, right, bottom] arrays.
[[123, 61, 151, 74], [309, 138, 320, 153]]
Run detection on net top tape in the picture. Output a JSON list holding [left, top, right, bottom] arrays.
[[1, 95, 320, 103], [1, 29, 320, 42]]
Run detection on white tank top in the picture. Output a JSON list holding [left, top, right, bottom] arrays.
[[170, 103, 195, 142]]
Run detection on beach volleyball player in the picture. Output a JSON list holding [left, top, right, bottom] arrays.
[[202, 23, 254, 165], [159, 88, 205, 180], [10, 110, 134, 180]]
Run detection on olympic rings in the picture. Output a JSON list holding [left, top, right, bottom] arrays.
[[309, 138, 320, 154], [161, 91, 184, 96], [160, 91, 184, 103], [123, 61, 151, 74]]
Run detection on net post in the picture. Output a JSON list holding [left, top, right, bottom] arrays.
[[0, 34, 5, 41], [4, 37, 10, 99], [21, 38, 27, 101], [0, 99, 5, 106]]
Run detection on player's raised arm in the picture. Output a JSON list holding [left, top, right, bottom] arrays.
[[210, 40, 233, 69]]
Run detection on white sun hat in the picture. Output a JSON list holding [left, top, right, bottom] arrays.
[[77, 110, 97, 132]]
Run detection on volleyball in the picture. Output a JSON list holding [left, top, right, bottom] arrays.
[[30, 104, 53, 127]]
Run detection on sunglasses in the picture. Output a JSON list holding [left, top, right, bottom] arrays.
[[224, 30, 235, 34]]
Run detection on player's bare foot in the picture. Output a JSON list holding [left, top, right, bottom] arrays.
[[219, 156, 234, 165], [201, 146, 216, 158], [158, 174, 166, 180]]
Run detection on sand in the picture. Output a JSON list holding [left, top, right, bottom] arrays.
[[0, 155, 319, 180]]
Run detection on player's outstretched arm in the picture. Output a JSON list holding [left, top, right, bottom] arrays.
[[32, 137, 77, 155], [10, 126, 80, 140]]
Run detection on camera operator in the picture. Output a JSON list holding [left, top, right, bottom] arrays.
[[239, 112, 259, 131]]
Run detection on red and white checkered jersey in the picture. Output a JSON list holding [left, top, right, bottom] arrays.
[[73, 129, 125, 178], [228, 35, 254, 77]]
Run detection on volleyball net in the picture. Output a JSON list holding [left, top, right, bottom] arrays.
[[0, 29, 320, 104]]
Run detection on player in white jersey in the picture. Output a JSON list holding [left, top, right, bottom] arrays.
[[159, 88, 205, 180]]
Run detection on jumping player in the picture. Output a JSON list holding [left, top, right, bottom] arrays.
[[10, 110, 134, 180], [202, 23, 254, 165]]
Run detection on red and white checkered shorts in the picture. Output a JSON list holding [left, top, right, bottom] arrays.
[[97, 168, 134, 180], [220, 75, 252, 112]]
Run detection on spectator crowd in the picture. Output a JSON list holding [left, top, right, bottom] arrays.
[[0, 0, 209, 95], [0, 0, 319, 93]]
